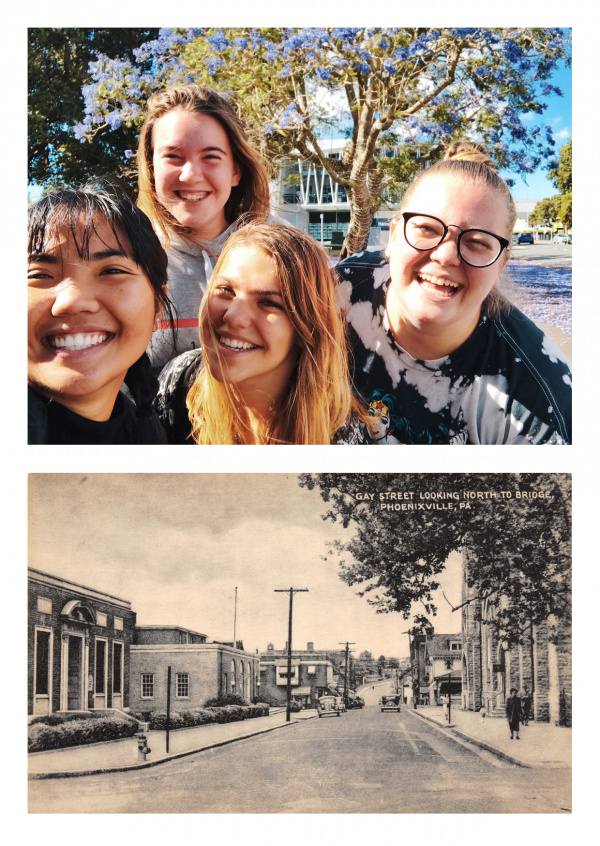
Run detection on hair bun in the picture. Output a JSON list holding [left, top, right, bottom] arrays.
[[443, 141, 497, 171]]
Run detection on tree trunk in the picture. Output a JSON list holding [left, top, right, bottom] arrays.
[[337, 173, 381, 261]]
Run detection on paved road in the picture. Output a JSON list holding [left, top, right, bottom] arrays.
[[510, 242, 571, 265], [28, 707, 571, 814]]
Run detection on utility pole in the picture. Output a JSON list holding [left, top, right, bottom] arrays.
[[275, 588, 309, 722], [339, 642, 355, 708]]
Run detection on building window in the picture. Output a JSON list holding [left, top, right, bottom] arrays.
[[179, 632, 189, 644], [451, 642, 461, 651], [95, 640, 107, 694], [141, 674, 154, 698], [96, 612, 107, 627], [114, 616, 123, 631], [35, 629, 51, 695], [307, 666, 316, 674], [37, 596, 52, 615], [113, 642, 123, 695], [176, 673, 190, 698]]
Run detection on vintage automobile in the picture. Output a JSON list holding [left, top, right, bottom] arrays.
[[347, 695, 365, 709], [317, 695, 343, 717], [380, 694, 402, 712]]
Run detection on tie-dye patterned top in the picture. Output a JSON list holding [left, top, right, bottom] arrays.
[[337, 250, 572, 445]]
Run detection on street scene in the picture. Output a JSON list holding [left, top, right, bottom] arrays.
[[29, 697, 570, 814], [28, 473, 571, 815]]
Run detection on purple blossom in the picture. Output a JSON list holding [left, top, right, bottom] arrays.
[[355, 61, 371, 75], [383, 60, 397, 75], [331, 28, 359, 42], [249, 30, 266, 49], [205, 56, 225, 75], [206, 31, 230, 52], [316, 67, 332, 81], [266, 44, 279, 63]]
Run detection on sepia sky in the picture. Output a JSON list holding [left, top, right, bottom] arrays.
[[28, 473, 463, 659]]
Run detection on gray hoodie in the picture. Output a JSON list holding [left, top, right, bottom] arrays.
[[147, 223, 237, 369]]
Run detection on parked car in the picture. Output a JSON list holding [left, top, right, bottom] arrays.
[[517, 232, 534, 245], [347, 696, 365, 709], [317, 695, 343, 717], [380, 694, 402, 712], [553, 233, 571, 244]]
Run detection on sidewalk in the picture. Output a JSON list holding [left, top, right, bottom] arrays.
[[412, 706, 571, 768], [29, 708, 316, 780]]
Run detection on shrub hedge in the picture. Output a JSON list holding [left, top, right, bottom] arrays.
[[28, 715, 139, 753], [28, 703, 271, 752], [129, 703, 270, 731]]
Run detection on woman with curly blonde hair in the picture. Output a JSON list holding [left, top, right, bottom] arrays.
[[137, 84, 271, 368], [155, 222, 371, 444]]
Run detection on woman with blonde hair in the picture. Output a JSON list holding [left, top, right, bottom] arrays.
[[337, 140, 572, 444], [137, 84, 271, 368], [155, 222, 371, 444]]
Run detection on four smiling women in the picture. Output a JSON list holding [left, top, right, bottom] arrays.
[[27, 87, 572, 445]]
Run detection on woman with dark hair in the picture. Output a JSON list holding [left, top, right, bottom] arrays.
[[28, 186, 175, 444], [337, 141, 572, 444], [137, 84, 271, 369]]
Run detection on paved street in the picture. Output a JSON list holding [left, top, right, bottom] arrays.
[[509, 241, 571, 266], [28, 707, 571, 814]]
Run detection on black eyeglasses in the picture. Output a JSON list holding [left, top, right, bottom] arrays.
[[402, 212, 509, 268]]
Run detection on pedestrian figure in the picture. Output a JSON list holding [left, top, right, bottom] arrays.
[[520, 687, 531, 726], [506, 688, 523, 739]]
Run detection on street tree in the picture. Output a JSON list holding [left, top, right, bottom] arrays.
[[74, 27, 570, 259], [548, 138, 572, 229], [298, 474, 570, 646], [529, 195, 562, 227], [28, 28, 159, 191]]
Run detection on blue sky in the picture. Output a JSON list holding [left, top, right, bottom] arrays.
[[502, 61, 572, 201]]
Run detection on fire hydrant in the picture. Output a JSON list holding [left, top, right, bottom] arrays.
[[137, 726, 151, 762]]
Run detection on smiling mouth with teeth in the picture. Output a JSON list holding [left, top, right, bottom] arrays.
[[218, 335, 260, 352], [177, 191, 210, 201], [47, 332, 111, 352], [417, 272, 462, 295]]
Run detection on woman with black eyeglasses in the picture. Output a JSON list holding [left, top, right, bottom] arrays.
[[336, 141, 572, 444]]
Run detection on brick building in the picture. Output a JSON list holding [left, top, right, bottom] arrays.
[[129, 626, 260, 714], [460, 555, 572, 724], [259, 642, 335, 708], [28, 568, 136, 717]]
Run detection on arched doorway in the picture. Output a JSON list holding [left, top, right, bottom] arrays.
[[59, 600, 94, 711]]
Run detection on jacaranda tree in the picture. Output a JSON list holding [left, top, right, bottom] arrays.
[[73, 27, 571, 258], [298, 474, 571, 645]]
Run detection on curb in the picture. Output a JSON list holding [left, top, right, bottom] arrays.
[[29, 718, 299, 781], [409, 709, 532, 768]]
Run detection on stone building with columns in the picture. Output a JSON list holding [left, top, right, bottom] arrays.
[[460, 558, 571, 725], [28, 567, 136, 717]]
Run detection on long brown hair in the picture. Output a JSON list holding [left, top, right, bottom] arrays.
[[186, 223, 365, 444], [137, 85, 271, 246]]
